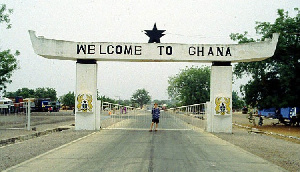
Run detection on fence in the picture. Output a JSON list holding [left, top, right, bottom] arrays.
[[100, 105, 207, 130]]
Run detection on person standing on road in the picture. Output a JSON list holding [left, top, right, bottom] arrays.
[[150, 103, 160, 132]]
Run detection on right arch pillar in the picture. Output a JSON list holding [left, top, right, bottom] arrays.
[[207, 62, 233, 133]]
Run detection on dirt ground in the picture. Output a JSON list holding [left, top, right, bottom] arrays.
[[0, 111, 121, 141], [0, 111, 75, 141], [232, 112, 300, 141]]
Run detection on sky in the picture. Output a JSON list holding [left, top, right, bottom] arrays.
[[0, 0, 299, 101]]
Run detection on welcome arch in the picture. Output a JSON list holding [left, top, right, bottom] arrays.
[[29, 30, 278, 133]]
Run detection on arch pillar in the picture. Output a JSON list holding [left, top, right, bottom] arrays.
[[75, 59, 100, 130], [207, 62, 232, 133]]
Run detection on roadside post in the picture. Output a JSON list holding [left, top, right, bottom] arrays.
[[27, 101, 30, 130], [24, 98, 34, 131]]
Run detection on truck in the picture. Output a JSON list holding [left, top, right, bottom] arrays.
[[13, 96, 24, 113], [31, 98, 51, 112], [258, 107, 300, 126], [50, 101, 61, 112]]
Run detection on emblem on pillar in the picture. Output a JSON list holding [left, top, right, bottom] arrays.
[[215, 97, 231, 115], [77, 94, 93, 112]]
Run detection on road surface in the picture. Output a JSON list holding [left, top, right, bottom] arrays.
[[5, 126, 286, 172]]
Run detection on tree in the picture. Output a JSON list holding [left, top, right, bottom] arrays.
[[153, 99, 168, 106], [60, 91, 75, 107], [5, 87, 57, 100], [0, 4, 13, 29], [230, 8, 300, 109], [5, 88, 35, 98], [131, 88, 151, 108], [0, 4, 19, 90], [232, 91, 244, 110], [34, 87, 57, 101], [152, 99, 179, 108], [119, 99, 131, 106], [167, 66, 210, 105]]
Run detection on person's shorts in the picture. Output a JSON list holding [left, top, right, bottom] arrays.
[[152, 118, 159, 124]]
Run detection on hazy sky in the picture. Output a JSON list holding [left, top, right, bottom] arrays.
[[0, 0, 299, 100]]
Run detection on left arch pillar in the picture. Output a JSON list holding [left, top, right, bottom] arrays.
[[75, 59, 99, 130]]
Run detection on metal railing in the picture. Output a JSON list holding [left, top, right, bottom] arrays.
[[100, 103, 207, 130]]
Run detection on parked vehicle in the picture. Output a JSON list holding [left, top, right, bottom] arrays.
[[242, 106, 248, 114], [31, 98, 51, 112], [0, 97, 14, 114], [50, 101, 61, 112], [13, 96, 24, 113], [258, 107, 300, 126]]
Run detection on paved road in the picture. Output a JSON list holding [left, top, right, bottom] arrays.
[[5, 127, 286, 172]]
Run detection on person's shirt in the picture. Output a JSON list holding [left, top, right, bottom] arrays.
[[152, 108, 160, 119]]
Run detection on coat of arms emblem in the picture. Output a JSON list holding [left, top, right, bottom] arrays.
[[215, 97, 231, 115], [77, 94, 93, 112]]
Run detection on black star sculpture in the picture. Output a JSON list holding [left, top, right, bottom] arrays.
[[144, 23, 166, 43]]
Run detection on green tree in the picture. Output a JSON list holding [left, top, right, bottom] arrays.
[[97, 96, 116, 104], [168, 66, 210, 106], [60, 91, 75, 107], [5, 88, 35, 98], [4, 90, 15, 98], [0, 4, 19, 90], [131, 88, 151, 108], [17, 88, 34, 98], [5, 87, 57, 100], [34, 87, 57, 101], [97, 90, 116, 103], [119, 99, 131, 106], [232, 91, 244, 110], [153, 99, 168, 106], [230, 8, 300, 109], [0, 4, 13, 29]]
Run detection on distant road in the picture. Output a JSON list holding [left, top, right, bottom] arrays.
[[5, 127, 286, 171]]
